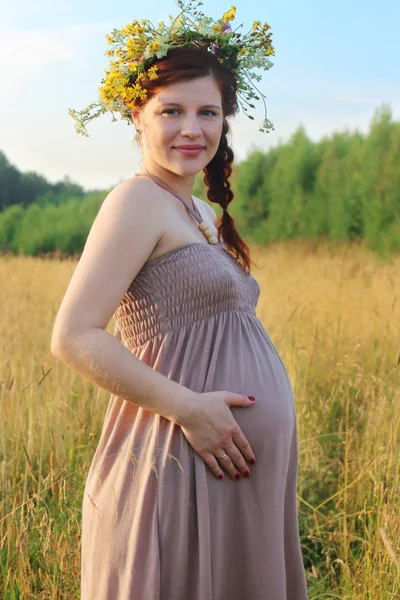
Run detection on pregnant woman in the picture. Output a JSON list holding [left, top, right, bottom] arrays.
[[52, 3, 309, 598]]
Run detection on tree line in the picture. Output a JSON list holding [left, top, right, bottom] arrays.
[[0, 103, 399, 257]]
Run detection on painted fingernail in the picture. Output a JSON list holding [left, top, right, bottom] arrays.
[[218, 474, 224, 480], [234, 473, 241, 480], [247, 396, 256, 401], [249, 458, 255, 464], [243, 470, 250, 477]]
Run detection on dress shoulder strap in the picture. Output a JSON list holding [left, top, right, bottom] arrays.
[[134, 172, 202, 223]]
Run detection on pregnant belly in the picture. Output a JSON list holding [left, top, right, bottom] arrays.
[[133, 315, 296, 484], [205, 322, 296, 466]]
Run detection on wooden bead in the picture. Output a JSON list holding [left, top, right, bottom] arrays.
[[208, 235, 219, 244], [198, 220, 209, 231], [197, 219, 218, 245]]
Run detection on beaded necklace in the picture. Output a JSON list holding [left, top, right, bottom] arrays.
[[134, 171, 220, 245]]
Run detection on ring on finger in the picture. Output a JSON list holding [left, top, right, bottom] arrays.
[[218, 452, 228, 461]]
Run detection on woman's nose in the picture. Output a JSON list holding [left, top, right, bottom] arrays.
[[181, 115, 202, 136]]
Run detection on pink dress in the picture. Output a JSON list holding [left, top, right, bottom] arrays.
[[80, 176, 309, 599]]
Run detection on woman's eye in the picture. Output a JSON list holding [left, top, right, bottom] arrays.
[[161, 109, 217, 116]]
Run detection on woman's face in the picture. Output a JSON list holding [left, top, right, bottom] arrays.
[[133, 75, 224, 178]]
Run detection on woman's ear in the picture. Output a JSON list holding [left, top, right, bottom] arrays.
[[131, 109, 141, 133]]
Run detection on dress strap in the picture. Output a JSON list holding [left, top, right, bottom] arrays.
[[134, 172, 202, 223]]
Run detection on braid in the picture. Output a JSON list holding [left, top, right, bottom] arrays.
[[203, 119, 257, 274]]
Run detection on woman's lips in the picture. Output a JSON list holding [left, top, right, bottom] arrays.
[[174, 147, 204, 157]]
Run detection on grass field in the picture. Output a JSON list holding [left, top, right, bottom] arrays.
[[0, 239, 399, 598]]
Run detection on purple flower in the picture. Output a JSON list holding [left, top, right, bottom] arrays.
[[211, 42, 223, 57], [221, 21, 232, 35]]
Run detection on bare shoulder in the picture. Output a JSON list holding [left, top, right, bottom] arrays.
[[50, 175, 166, 349], [102, 175, 165, 216], [96, 175, 167, 250]]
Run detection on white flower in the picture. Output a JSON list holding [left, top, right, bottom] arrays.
[[155, 41, 170, 58], [143, 36, 170, 60], [143, 45, 153, 60]]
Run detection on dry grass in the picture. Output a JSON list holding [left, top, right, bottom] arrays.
[[0, 240, 399, 598], [252, 239, 400, 598]]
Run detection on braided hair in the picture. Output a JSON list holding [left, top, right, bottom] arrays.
[[203, 118, 256, 274]]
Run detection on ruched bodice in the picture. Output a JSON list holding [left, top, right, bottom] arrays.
[[115, 242, 260, 349]]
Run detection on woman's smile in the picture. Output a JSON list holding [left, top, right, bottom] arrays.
[[173, 146, 204, 157]]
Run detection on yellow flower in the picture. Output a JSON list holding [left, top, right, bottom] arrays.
[[223, 6, 236, 21], [147, 65, 159, 80], [150, 40, 160, 53], [115, 48, 126, 59], [121, 82, 148, 106], [238, 47, 247, 56], [126, 39, 144, 58], [99, 80, 117, 102], [252, 21, 261, 31], [218, 57, 224, 63], [212, 23, 222, 33]]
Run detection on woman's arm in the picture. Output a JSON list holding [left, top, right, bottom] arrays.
[[51, 325, 195, 425], [50, 176, 196, 426]]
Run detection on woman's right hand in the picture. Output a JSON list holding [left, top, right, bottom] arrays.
[[177, 391, 257, 480]]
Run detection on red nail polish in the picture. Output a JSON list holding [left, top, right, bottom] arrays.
[[249, 458, 255, 464], [247, 396, 256, 401], [218, 474, 224, 479], [234, 473, 241, 480], [243, 470, 250, 477]]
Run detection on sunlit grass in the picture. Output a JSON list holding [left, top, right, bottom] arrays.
[[0, 239, 399, 598], [252, 239, 400, 598]]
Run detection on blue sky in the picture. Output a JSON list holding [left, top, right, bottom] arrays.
[[1, 0, 399, 191]]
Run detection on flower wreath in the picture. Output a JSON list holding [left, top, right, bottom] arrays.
[[68, 0, 275, 137]]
